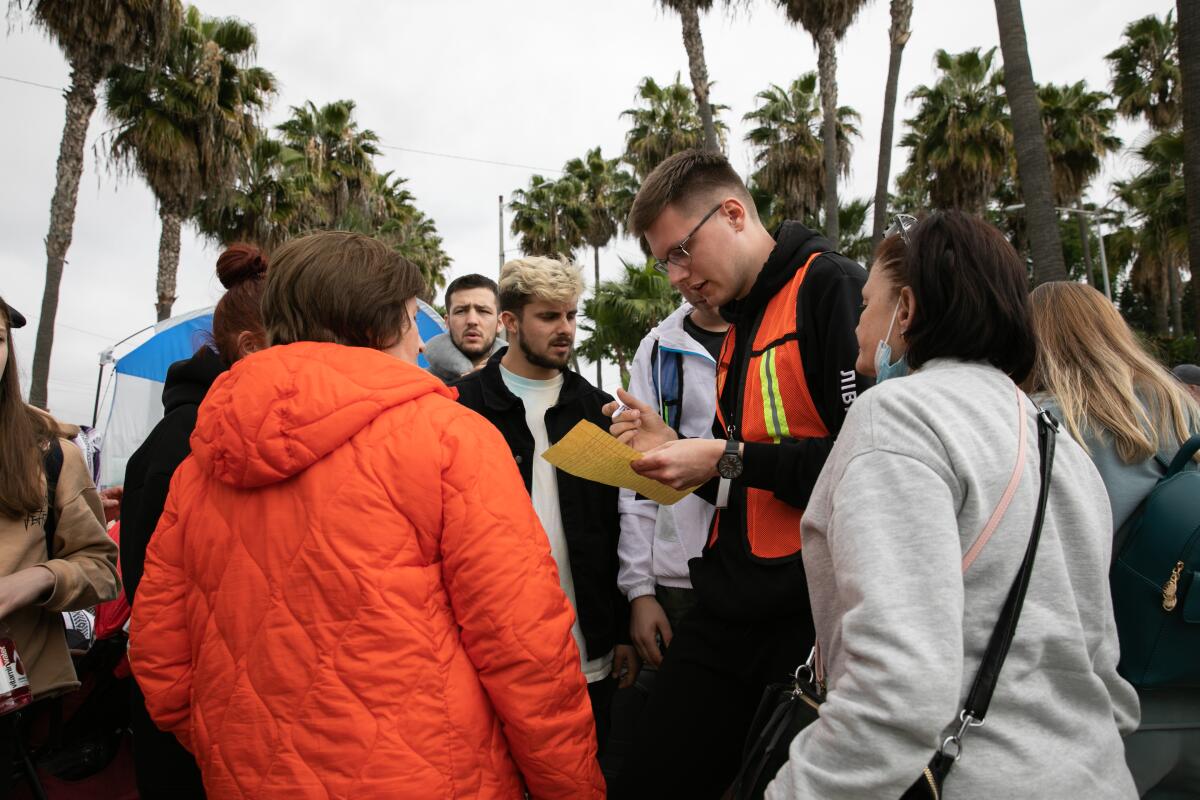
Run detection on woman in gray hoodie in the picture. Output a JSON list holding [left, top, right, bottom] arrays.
[[766, 212, 1139, 799]]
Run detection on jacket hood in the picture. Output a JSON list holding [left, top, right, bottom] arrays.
[[163, 346, 226, 414], [191, 341, 455, 488], [724, 221, 834, 323], [649, 302, 716, 362]]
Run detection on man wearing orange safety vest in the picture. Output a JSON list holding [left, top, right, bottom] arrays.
[[605, 150, 870, 799]]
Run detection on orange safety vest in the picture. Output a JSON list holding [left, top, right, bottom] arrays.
[[713, 251, 830, 562]]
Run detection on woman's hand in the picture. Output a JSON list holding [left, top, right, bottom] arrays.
[[0, 566, 56, 618], [602, 388, 678, 452]]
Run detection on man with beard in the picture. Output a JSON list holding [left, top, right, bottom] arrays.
[[452, 256, 637, 772], [424, 274, 505, 382]]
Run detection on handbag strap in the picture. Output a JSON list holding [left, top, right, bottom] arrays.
[[942, 407, 1057, 758]]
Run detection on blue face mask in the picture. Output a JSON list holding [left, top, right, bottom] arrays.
[[873, 300, 909, 384]]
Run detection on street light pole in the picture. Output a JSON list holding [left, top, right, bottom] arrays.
[[1093, 214, 1112, 302], [1002, 203, 1113, 301], [498, 194, 505, 272]]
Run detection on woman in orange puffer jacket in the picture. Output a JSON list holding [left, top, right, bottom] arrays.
[[130, 231, 605, 799]]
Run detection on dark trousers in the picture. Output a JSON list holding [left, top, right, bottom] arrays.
[[610, 604, 813, 800], [129, 681, 205, 799], [588, 674, 616, 758]]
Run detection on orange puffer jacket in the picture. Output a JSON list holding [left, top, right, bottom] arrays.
[[130, 342, 604, 799]]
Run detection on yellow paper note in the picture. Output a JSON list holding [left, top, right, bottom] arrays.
[[541, 420, 697, 506]]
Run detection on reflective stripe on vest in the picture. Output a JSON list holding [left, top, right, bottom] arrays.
[[712, 251, 830, 562]]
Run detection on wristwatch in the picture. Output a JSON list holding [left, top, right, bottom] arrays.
[[717, 438, 743, 480]]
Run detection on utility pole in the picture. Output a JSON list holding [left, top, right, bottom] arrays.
[[498, 195, 505, 272], [1003, 203, 1112, 301]]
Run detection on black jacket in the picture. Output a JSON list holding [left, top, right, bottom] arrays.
[[452, 349, 630, 661], [691, 221, 871, 620], [119, 346, 225, 603]]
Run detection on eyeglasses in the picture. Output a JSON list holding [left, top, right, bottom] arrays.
[[886, 213, 918, 246], [652, 203, 724, 275]]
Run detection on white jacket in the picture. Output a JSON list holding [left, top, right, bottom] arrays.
[[617, 303, 718, 599]]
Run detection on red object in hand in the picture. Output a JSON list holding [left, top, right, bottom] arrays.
[[0, 623, 33, 716]]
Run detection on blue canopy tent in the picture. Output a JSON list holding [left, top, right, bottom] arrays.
[[97, 301, 447, 486]]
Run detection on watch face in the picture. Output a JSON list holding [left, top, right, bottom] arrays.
[[718, 453, 743, 479]]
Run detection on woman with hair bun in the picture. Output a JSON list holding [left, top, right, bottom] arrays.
[[120, 243, 268, 799]]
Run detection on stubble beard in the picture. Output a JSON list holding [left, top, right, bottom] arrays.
[[518, 334, 571, 371], [452, 328, 496, 360]]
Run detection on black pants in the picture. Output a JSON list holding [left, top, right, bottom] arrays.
[[610, 604, 813, 800], [129, 681, 205, 799]]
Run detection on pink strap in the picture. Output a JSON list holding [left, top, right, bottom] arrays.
[[962, 385, 1027, 573]]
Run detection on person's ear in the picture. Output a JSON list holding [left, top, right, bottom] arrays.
[[500, 310, 518, 338], [236, 330, 264, 360], [724, 197, 747, 232], [897, 286, 917, 336]]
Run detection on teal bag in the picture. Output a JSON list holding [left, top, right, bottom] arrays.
[[1111, 434, 1200, 688]]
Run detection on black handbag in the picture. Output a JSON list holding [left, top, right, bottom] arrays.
[[728, 409, 1058, 800]]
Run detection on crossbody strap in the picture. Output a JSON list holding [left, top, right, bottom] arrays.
[[941, 406, 1058, 759]]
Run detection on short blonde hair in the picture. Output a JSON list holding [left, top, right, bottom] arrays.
[[498, 256, 585, 315]]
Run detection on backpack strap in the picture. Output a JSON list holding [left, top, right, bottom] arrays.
[[43, 438, 64, 559], [1165, 434, 1200, 478]]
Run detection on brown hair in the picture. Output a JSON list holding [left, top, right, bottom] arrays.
[[0, 299, 53, 519], [1029, 281, 1199, 463], [212, 244, 268, 367], [262, 230, 425, 350], [628, 149, 755, 237], [902, 211, 1037, 383]]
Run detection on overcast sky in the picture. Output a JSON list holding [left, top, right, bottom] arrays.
[[1, 0, 1169, 424]]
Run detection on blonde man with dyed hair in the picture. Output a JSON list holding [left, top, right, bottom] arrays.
[[453, 255, 639, 773]]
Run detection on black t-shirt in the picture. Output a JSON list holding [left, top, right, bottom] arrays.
[[683, 314, 727, 361]]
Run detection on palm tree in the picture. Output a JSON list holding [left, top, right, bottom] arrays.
[[775, 0, 871, 243], [744, 72, 860, 225], [836, 198, 873, 263], [578, 260, 680, 387], [370, 173, 452, 299], [993, 0, 1065, 284], [276, 99, 381, 226], [509, 175, 588, 259], [1115, 131, 1187, 337], [105, 5, 275, 320], [1178, 0, 1200, 340], [658, 0, 721, 151], [1107, 12, 1181, 132], [1038, 81, 1121, 281], [622, 74, 729, 180], [563, 147, 638, 388], [13, 0, 179, 408], [195, 134, 303, 252], [871, 0, 913, 251], [898, 48, 1012, 214]]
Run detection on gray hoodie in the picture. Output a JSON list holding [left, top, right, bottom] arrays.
[[423, 331, 504, 383], [767, 360, 1139, 800]]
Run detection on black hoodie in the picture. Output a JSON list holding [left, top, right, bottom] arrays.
[[119, 345, 225, 603], [689, 221, 871, 621]]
